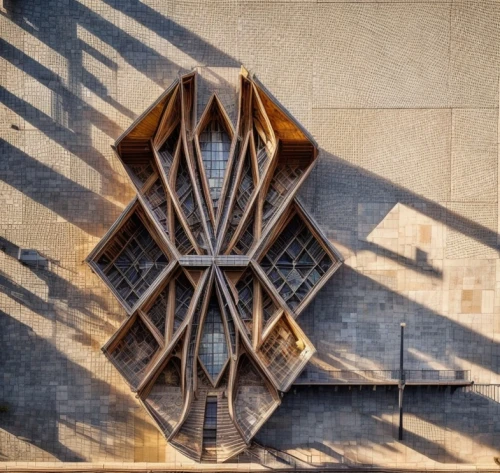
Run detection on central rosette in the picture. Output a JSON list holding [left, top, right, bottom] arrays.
[[87, 67, 342, 462]]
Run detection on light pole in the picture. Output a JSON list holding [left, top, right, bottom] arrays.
[[398, 322, 406, 441]]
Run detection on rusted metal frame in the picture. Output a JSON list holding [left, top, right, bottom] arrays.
[[153, 137, 202, 255], [214, 267, 281, 393], [216, 132, 252, 254], [180, 73, 214, 254], [214, 74, 254, 235]]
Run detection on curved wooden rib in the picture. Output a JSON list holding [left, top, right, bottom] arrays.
[[142, 352, 183, 438], [231, 352, 280, 443], [88, 68, 344, 463]]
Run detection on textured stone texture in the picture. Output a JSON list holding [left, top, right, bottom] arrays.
[[1, 0, 499, 468]]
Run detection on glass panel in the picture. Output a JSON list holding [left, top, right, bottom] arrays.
[[110, 317, 159, 388], [260, 214, 331, 311], [94, 212, 169, 309], [198, 294, 228, 381], [199, 116, 231, 209]]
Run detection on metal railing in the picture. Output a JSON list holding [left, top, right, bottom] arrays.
[[229, 442, 313, 468], [295, 368, 471, 384]]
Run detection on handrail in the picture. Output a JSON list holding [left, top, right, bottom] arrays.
[[295, 369, 471, 384], [245, 441, 313, 468]]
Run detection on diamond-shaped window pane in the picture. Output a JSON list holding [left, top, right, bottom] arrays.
[[260, 213, 333, 312], [94, 210, 169, 310]]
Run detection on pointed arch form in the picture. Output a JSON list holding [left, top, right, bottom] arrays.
[[194, 95, 236, 227], [231, 352, 280, 443], [197, 281, 230, 387], [87, 67, 343, 463]]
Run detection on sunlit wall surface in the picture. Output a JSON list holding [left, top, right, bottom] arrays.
[[0, 0, 499, 468]]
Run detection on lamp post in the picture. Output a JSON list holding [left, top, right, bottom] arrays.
[[398, 322, 406, 441]]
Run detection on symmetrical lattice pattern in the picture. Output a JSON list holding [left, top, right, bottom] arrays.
[[87, 69, 342, 462], [94, 211, 168, 310], [261, 214, 334, 311]]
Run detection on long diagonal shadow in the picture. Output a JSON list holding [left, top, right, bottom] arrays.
[[1, 0, 499, 465], [0, 140, 121, 237], [313, 152, 499, 255]]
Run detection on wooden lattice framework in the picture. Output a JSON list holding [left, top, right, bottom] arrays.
[[87, 67, 343, 463]]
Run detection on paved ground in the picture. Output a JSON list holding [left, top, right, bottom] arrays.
[[1, 0, 499, 469]]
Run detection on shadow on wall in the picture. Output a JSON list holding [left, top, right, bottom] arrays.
[[256, 384, 499, 465], [0, 237, 125, 348], [0, 0, 499, 466], [299, 265, 498, 378], [0, 312, 136, 461], [300, 151, 499, 257]]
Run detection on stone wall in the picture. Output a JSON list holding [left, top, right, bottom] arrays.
[[0, 0, 499, 468]]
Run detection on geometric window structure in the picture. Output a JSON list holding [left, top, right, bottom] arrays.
[[87, 67, 343, 462], [198, 293, 229, 383], [198, 108, 232, 208]]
